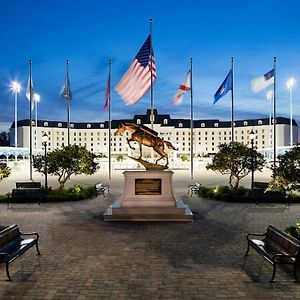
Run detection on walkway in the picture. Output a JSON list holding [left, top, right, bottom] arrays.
[[0, 190, 299, 299]]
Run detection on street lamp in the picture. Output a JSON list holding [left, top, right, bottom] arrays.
[[42, 133, 48, 189], [286, 78, 295, 147], [249, 130, 256, 190], [10, 81, 21, 161], [33, 93, 40, 149]]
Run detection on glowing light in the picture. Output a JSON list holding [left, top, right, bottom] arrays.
[[287, 78, 295, 90], [33, 93, 40, 102], [11, 81, 21, 93]]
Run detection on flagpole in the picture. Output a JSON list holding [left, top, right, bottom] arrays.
[[108, 60, 112, 180], [231, 57, 234, 142], [190, 58, 194, 179], [66, 59, 71, 146], [150, 18, 154, 130], [273, 57, 277, 169], [29, 60, 33, 181]]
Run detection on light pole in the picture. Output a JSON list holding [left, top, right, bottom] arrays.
[[42, 133, 48, 189], [249, 130, 256, 190], [286, 78, 295, 147], [11, 81, 21, 161], [33, 93, 40, 149]]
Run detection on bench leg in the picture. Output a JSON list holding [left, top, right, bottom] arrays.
[[35, 241, 41, 256], [293, 263, 298, 282], [245, 242, 250, 256], [271, 263, 276, 282], [6, 262, 11, 281]]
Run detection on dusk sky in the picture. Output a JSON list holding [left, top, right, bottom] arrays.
[[0, 0, 300, 135]]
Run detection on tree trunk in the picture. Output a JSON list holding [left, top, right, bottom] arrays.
[[229, 173, 234, 189]]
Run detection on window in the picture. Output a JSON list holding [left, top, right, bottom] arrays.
[[201, 123, 205, 128], [100, 124, 104, 128], [179, 123, 183, 128], [258, 120, 263, 125], [137, 119, 141, 125], [58, 123, 62, 127], [214, 123, 219, 127], [244, 121, 248, 126], [70, 124, 74, 128], [44, 122, 48, 127], [87, 124, 91, 128], [163, 119, 168, 125]]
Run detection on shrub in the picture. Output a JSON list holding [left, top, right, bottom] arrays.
[[0, 193, 11, 203], [45, 185, 97, 202], [285, 221, 300, 240]]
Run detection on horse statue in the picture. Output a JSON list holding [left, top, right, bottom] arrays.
[[114, 122, 177, 167]]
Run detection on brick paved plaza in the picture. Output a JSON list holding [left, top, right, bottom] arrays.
[[0, 168, 300, 299]]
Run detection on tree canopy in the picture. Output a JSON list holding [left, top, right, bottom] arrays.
[[206, 142, 266, 189], [33, 145, 99, 188], [0, 163, 11, 181], [272, 146, 300, 192]]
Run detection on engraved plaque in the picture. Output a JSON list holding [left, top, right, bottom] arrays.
[[135, 178, 162, 195]]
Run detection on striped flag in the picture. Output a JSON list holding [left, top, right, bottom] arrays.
[[115, 35, 156, 105], [104, 68, 111, 110], [172, 70, 191, 105]]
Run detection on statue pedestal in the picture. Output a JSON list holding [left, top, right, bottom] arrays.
[[104, 170, 193, 221]]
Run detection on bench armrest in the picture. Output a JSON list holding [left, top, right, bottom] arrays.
[[246, 232, 266, 241], [20, 232, 39, 239], [0, 252, 9, 261], [273, 253, 298, 262]]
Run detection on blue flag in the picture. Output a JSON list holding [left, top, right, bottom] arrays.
[[213, 69, 232, 104]]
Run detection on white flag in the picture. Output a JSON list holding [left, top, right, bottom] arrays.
[[172, 70, 191, 105], [251, 69, 274, 92]]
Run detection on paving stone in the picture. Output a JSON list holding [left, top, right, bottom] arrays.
[[0, 191, 300, 299]]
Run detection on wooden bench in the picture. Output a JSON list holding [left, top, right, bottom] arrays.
[[253, 181, 269, 191], [188, 183, 201, 196], [95, 183, 110, 197], [11, 182, 43, 203], [245, 225, 300, 282], [0, 224, 40, 281]]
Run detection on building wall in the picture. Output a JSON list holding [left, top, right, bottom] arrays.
[[10, 114, 298, 157]]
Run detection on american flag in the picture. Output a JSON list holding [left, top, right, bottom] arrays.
[[172, 70, 191, 105], [115, 35, 156, 105]]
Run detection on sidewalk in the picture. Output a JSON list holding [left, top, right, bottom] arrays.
[[0, 178, 299, 299]]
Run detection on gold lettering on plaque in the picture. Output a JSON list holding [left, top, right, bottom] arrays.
[[135, 179, 162, 195]]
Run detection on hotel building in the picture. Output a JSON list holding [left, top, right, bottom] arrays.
[[10, 109, 298, 158]]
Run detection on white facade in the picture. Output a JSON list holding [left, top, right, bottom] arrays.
[[10, 109, 298, 159]]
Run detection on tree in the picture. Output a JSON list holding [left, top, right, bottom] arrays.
[[272, 146, 300, 192], [206, 142, 266, 189], [0, 163, 10, 180], [33, 145, 99, 189], [0, 132, 9, 146], [116, 155, 124, 162], [180, 155, 189, 162]]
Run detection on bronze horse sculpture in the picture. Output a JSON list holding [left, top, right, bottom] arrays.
[[114, 122, 177, 166]]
